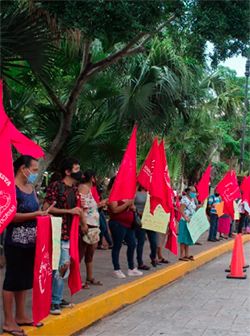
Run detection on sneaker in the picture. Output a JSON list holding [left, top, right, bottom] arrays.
[[50, 304, 61, 315], [113, 270, 126, 279], [60, 299, 74, 308], [127, 268, 143, 277]]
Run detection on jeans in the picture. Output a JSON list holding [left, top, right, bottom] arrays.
[[135, 228, 157, 265], [109, 220, 136, 271], [99, 211, 112, 246], [52, 240, 70, 305], [238, 214, 249, 233], [208, 214, 218, 240]]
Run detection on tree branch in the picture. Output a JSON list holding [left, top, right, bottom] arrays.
[[38, 75, 66, 113], [65, 14, 176, 115], [81, 39, 91, 72]]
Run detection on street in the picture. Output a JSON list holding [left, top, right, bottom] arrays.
[[81, 242, 250, 336]]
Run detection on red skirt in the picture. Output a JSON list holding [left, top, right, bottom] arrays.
[[218, 216, 231, 234]]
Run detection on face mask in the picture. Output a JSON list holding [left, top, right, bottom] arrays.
[[189, 192, 197, 199], [71, 170, 83, 182], [27, 172, 38, 184]]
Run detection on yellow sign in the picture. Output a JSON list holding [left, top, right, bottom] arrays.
[[214, 202, 224, 217], [141, 194, 170, 234], [233, 201, 240, 220], [51, 216, 62, 270]]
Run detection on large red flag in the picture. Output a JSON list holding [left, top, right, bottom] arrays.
[[68, 212, 82, 295], [240, 176, 250, 205], [0, 81, 44, 233], [165, 209, 178, 255], [109, 126, 137, 202], [91, 186, 100, 203], [137, 138, 158, 191], [33, 216, 52, 325], [158, 140, 176, 254], [196, 165, 211, 203], [216, 170, 241, 219], [150, 140, 173, 214]]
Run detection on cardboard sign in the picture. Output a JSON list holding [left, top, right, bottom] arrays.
[[142, 194, 170, 233], [187, 207, 210, 243], [51, 216, 62, 270], [214, 202, 224, 217]]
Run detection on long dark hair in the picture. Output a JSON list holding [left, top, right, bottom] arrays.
[[14, 155, 37, 176], [82, 169, 96, 183]]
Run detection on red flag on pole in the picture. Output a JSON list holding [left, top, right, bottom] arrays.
[[150, 140, 173, 215], [165, 209, 178, 255], [137, 138, 158, 191], [109, 126, 137, 202], [240, 176, 250, 205], [216, 170, 241, 219], [91, 186, 100, 203], [196, 165, 211, 203], [68, 201, 82, 295], [33, 216, 52, 325], [0, 81, 44, 233]]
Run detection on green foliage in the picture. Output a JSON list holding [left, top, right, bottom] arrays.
[[37, 0, 182, 46]]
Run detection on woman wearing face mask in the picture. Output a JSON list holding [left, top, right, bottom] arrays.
[[2, 156, 50, 336], [78, 170, 104, 287], [178, 186, 197, 261]]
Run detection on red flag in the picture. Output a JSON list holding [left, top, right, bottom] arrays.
[[240, 176, 250, 205], [0, 81, 44, 233], [196, 165, 211, 203], [165, 209, 178, 255], [109, 126, 137, 202], [137, 138, 158, 191], [150, 140, 173, 214], [33, 216, 52, 325], [216, 170, 241, 219], [68, 200, 82, 295], [91, 186, 100, 203]]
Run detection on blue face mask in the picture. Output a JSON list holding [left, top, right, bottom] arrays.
[[189, 192, 197, 199], [27, 172, 38, 184]]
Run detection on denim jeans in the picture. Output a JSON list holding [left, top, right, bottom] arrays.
[[99, 211, 112, 246], [109, 220, 136, 271], [208, 214, 218, 240], [135, 228, 157, 265], [146, 230, 157, 261], [135, 227, 146, 266], [52, 240, 70, 305]]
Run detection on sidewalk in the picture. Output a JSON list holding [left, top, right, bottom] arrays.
[[1, 233, 250, 335], [81, 241, 250, 336]]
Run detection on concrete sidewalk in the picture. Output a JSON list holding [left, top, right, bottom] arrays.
[[81, 242, 250, 336], [1, 233, 250, 335]]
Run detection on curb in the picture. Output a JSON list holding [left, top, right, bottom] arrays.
[[7, 236, 250, 336]]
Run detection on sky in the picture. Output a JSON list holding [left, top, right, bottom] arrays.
[[221, 55, 247, 77], [206, 42, 247, 77]]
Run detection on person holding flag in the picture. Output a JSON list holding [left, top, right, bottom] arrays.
[[2, 156, 50, 336], [43, 158, 88, 315]]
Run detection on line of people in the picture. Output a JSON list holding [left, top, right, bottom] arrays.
[[1, 155, 249, 336]]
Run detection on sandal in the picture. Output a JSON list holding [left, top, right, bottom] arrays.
[[82, 282, 90, 289], [188, 256, 194, 261], [179, 257, 189, 261], [159, 258, 169, 264], [86, 278, 103, 286], [17, 322, 43, 328], [3, 329, 26, 336]]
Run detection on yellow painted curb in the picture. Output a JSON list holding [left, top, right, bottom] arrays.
[[5, 236, 250, 336]]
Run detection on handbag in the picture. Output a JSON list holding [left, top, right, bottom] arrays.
[[132, 211, 142, 229], [82, 227, 101, 245]]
